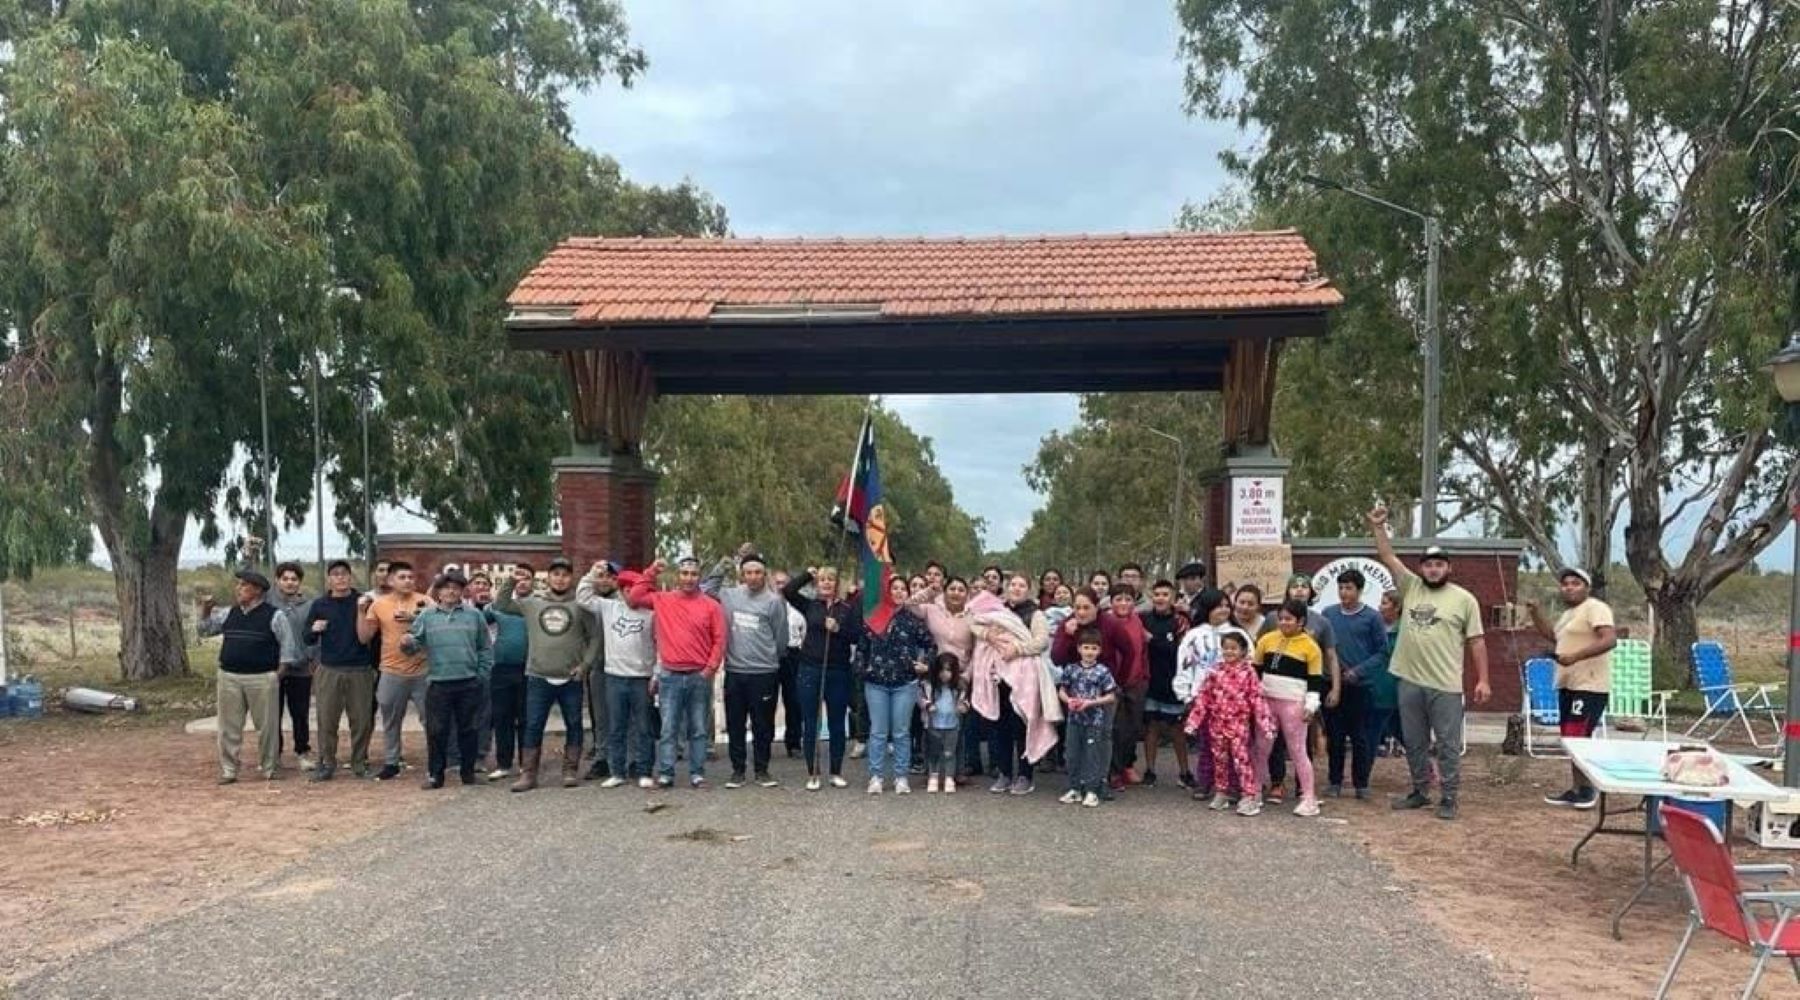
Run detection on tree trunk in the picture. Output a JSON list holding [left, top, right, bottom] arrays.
[[1647, 587, 1699, 691], [111, 545, 191, 681]]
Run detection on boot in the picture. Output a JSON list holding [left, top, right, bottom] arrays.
[[511, 749, 540, 793], [562, 745, 581, 788]]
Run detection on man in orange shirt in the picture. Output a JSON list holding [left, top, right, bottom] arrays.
[[358, 560, 432, 781]]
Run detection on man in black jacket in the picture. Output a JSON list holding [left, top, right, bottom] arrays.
[[304, 560, 377, 780]]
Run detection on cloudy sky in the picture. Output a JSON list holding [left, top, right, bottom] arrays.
[[567, 1, 1235, 549]]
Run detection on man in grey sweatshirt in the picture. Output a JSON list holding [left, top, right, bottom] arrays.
[[578, 563, 660, 788], [703, 547, 789, 788], [493, 556, 602, 791]]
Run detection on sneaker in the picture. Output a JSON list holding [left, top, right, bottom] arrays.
[[1265, 785, 1285, 805], [375, 764, 402, 782], [944, 778, 957, 795], [656, 776, 675, 789], [1354, 788, 1370, 801], [1572, 788, 1599, 810], [583, 760, 610, 782], [351, 764, 372, 779], [1236, 796, 1264, 817], [989, 776, 1011, 794], [806, 776, 822, 791], [756, 772, 779, 788], [725, 772, 746, 789], [850, 741, 867, 760], [1059, 789, 1081, 804], [1009, 777, 1034, 796], [1208, 793, 1232, 811], [486, 767, 516, 782], [1326, 784, 1343, 798], [689, 775, 707, 789], [1122, 767, 1142, 786], [1081, 792, 1101, 808], [1294, 798, 1321, 817], [1391, 790, 1432, 811], [308, 768, 334, 783], [867, 777, 883, 795], [1141, 770, 1158, 787], [1178, 770, 1195, 789], [421, 776, 444, 790], [298, 754, 317, 772], [1099, 786, 1117, 802], [829, 775, 848, 788], [262, 769, 280, 781], [1544, 789, 1583, 808], [1191, 787, 1214, 802], [1436, 798, 1459, 821], [894, 778, 911, 795], [637, 776, 655, 789], [909, 760, 926, 775], [217, 772, 238, 786], [599, 775, 627, 789], [1107, 774, 1126, 792], [927, 775, 942, 794]]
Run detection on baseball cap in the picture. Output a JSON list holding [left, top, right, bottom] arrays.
[[433, 570, 468, 591], [594, 559, 621, 576], [1286, 573, 1311, 588], [547, 556, 575, 572], [1421, 545, 1450, 563], [1558, 566, 1592, 587]]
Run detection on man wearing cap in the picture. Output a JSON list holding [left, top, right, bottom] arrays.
[[1175, 561, 1208, 618], [401, 572, 493, 788], [701, 543, 790, 788], [629, 556, 728, 789], [358, 561, 433, 781], [197, 568, 287, 783], [1529, 568, 1616, 809], [1367, 507, 1491, 820], [303, 559, 377, 781], [495, 556, 601, 792], [579, 560, 660, 788]]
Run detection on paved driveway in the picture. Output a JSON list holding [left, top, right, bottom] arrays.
[[19, 761, 1520, 999]]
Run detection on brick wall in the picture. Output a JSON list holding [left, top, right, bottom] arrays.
[[554, 455, 658, 571], [1294, 542, 1530, 711]]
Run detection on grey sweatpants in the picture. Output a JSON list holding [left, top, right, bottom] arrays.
[[1397, 678, 1462, 799], [377, 672, 429, 768]]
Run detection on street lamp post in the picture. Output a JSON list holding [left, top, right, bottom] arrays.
[[1302, 173, 1443, 537], [1145, 426, 1186, 576], [1766, 325, 1800, 788]]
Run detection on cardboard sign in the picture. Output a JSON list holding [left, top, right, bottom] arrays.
[[1214, 544, 1293, 603]]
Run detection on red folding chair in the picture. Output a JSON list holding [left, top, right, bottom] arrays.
[[1658, 804, 1800, 999]]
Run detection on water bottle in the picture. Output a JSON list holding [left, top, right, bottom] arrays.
[[13, 676, 44, 719]]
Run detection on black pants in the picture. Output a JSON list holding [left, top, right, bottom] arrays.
[[278, 673, 312, 757], [489, 667, 527, 770], [1112, 683, 1145, 775], [1324, 683, 1373, 790], [778, 653, 804, 751], [986, 681, 1035, 781], [426, 677, 483, 781], [724, 671, 780, 775]]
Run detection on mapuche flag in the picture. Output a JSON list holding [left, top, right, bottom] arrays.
[[832, 413, 897, 633]]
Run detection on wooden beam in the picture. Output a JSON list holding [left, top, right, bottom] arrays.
[[559, 349, 654, 453], [1221, 339, 1281, 448]]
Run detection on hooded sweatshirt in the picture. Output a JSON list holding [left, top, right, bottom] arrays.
[[493, 587, 601, 682], [578, 571, 658, 679], [626, 573, 726, 673]]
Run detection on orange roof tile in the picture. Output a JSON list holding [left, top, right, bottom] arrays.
[[507, 230, 1341, 323]]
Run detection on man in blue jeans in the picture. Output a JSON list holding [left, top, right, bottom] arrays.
[[494, 556, 601, 792], [578, 563, 660, 789], [628, 557, 727, 789]]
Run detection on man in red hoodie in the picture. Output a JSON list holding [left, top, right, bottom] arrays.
[[629, 556, 727, 788], [1107, 584, 1150, 790]]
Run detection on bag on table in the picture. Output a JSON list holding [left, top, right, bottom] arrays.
[[1661, 747, 1730, 787]]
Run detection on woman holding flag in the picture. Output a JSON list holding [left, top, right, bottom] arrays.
[[782, 567, 863, 790]]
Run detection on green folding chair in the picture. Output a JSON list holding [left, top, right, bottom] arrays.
[[1608, 638, 1670, 742]]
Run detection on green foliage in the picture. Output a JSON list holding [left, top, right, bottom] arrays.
[[1005, 393, 1220, 579], [644, 397, 984, 574]]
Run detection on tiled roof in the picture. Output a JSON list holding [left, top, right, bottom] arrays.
[[507, 230, 1341, 323]]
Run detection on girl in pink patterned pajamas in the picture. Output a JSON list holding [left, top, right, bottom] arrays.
[[1184, 628, 1274, 814]]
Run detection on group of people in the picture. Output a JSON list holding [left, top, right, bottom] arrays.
[[197, 504, 1622, 822]]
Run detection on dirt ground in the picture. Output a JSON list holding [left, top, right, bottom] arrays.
[[3, 718, 1799, 997], [1337, 747, 1800, 999], [0, 719, 437, 986]]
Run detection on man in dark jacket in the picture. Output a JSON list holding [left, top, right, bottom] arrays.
[[303, 560, 376, 781]]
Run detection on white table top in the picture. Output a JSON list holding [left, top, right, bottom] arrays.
[[1565, 738, 1799, 805]]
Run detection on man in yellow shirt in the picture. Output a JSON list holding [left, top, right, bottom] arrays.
[[1528, 567, 1616, 809], [1368, 506, 1491, 821]]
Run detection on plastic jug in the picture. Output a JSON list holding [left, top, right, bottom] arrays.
[[11, 676, 44, 719], [0, 685, 12, 718]]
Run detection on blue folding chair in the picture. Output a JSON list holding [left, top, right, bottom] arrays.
[[1522, 656, 1566, 758], [1684, 641, 1782, 749]]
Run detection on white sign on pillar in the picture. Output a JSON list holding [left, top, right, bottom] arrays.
[[1229, 477, 1285, 545]]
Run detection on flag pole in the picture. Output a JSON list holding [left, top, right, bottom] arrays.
[[810, 403, 875, 781]]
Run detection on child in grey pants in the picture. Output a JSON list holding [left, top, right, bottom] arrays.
[[918, 653, 968, 793]]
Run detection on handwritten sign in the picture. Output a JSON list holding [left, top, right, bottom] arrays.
[[1215, 544, 1293, 603], [1230, 477, 1284, 545]]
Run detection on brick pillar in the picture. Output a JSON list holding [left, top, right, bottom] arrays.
[[553, 454, 659, 571]]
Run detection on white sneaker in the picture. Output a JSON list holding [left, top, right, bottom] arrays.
[[297, 754, 317, 772], [1294, 798, 1320, 817], [926, 775, 941, 793], [867, 777, 883, 795], [850, 741, 867, 759], [894, 778, 911, 795], [636, 776, 655, 789], [1208, 794, 1232, 811], [486, 767, 515, 783], [599, 775, 626, 789], [830, 775, 848, 788], [944, 777, 957, 794], [1081, 792, 1100, 808], [1237, 796, 1264, 817], [1059, 790, 1081, 804], [806, 776, 822, 791]]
